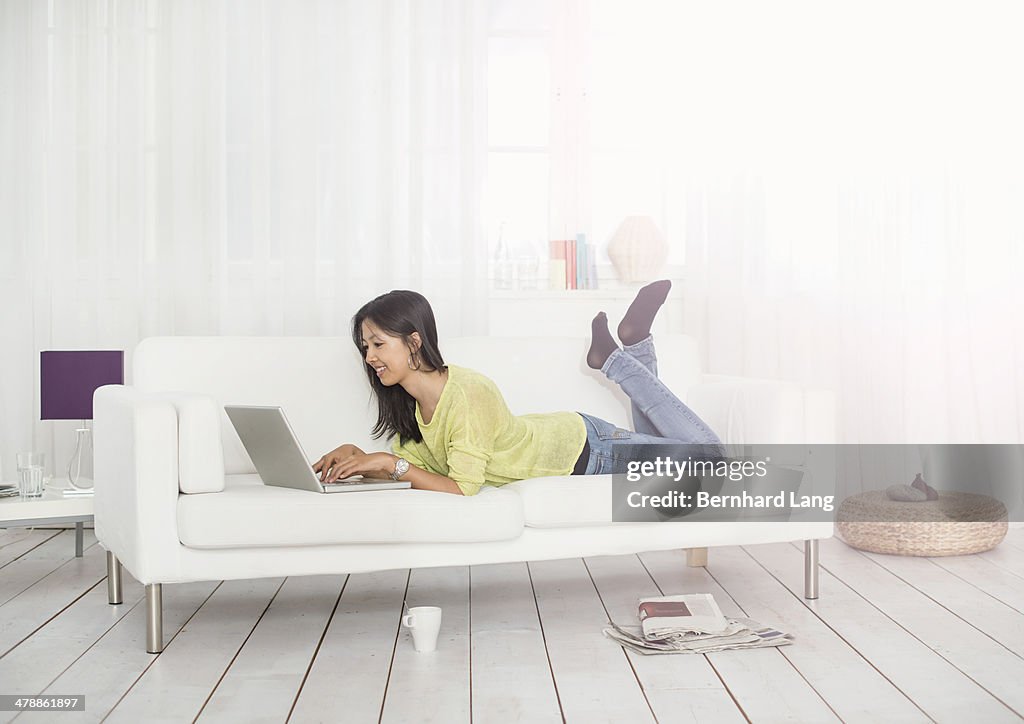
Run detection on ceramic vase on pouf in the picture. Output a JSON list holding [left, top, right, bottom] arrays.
[[606, 215, 669, 283]]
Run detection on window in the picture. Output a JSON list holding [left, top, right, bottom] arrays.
[[485, 3, 552, 269], [485, 0, 686, 278]]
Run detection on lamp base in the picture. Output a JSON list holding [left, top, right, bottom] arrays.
[[67, 426, 94, 490], [49, 477, 94, 494], [67, 477, 94, 491]]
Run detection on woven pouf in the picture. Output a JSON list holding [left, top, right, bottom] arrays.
[[837, 490, 1008, 556]]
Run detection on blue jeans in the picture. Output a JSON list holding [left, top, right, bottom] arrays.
[[576, 335, 723, 476]]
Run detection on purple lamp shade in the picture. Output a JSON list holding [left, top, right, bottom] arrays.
[[40, 350, 125, 421]]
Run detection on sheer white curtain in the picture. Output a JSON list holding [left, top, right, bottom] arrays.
[[681, 171, 1024, 444], [586, 0, 1024, 446], [0, 0, 488, 480]]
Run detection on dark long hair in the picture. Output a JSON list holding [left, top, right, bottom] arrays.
[[352, 290, 446, 444]]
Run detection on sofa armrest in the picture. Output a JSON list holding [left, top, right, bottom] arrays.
[[93, 385, 184, 583], [689, 374, 837, 445]]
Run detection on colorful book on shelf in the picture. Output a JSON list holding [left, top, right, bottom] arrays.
[[566, 239, 576, 290], [585, 241, 591, 289], [587, 242, 596, 289], [549, 240, 567, 290], [576, 233, 587, 289], [550, 237, 599, 290]]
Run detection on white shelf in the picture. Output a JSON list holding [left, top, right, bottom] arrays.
[[486, 282, 685, 336], [487, 261, 685, 300], [490, 273, 685, 296], [491, 288, 640, 299]]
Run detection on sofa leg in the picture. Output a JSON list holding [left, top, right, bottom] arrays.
[[106, 551, 123, 605], [686, 547, 708, 567], [804, 539, 819, 599], [146, 584, 164, 654]]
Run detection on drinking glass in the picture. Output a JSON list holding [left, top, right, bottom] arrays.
[[17, 452, 45, 498], [516, 256, 540, 290]]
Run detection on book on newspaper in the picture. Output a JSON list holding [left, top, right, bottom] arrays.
[[638, 593, 729, 637]]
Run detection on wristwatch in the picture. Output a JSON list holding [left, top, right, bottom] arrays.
[[391, 457, 410, 481]]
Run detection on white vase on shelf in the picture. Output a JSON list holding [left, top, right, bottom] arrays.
[[606, 215, 669, 283]]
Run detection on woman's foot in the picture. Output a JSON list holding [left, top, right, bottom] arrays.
[[587, 312, 619, 369], [617, 280, 672, 346]]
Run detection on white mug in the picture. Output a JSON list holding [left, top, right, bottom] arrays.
[[401, 606, 442, 652]]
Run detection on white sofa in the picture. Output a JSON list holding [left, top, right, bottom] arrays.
[[94, 334, 834, 653]]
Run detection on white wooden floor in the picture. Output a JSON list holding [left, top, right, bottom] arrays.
[[2, 527, 1024, 724]]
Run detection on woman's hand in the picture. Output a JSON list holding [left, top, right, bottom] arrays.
[[312, 443, 366, 482], [323, 452, 398, 483]]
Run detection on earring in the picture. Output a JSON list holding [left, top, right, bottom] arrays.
[[407, 354, 416, 369]]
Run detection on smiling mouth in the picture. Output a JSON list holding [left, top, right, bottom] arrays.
[[374, 366, 387, 377]]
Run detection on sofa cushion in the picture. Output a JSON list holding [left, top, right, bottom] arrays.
[[156, 393, 226, 494], [177, 474, 525, 548], [507, 475, 613, 527], [443, 335, 702, 428], [134, 337, 386, 476], [133, 335, 704, 478]]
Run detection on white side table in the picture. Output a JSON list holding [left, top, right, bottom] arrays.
[[0, 482, 94, 557]]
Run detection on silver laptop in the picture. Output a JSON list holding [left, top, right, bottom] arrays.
[[224, 405, 411, 493]]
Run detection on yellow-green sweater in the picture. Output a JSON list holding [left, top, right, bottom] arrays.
[[391, 365, 588, 496]]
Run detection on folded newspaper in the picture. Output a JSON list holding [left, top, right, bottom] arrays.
[[603, 593, 794, 655]]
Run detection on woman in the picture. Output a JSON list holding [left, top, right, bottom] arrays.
[[313, 281, 722, 495]]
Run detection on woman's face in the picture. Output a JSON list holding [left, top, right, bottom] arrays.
[[360, 319, 417, 386]]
